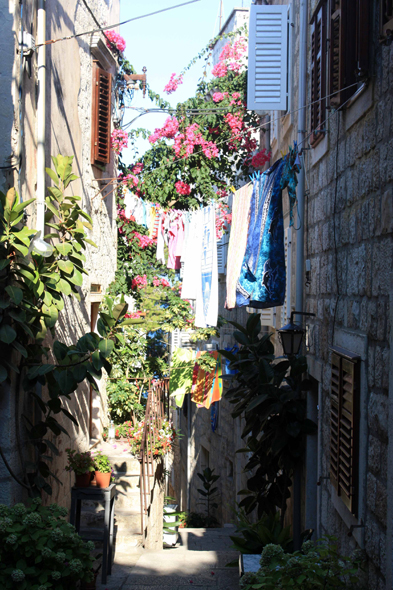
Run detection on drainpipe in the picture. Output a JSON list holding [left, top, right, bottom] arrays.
[[187, 392, 191, 512], [293, 0, 308, 552], [36, 0, 46, 236]]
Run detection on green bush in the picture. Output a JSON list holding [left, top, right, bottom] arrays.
[[107, 378, 145, 423], [230, 510, 292, 555], [239, 538, 365, 590], [0, 499, 94, 589]]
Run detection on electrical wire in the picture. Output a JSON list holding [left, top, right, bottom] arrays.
[[35, 0, 201, 49]]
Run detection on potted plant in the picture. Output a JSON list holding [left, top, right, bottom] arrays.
[[93, 451, 112, 488], [0, 498, 95, 588], [65, 448, 95, 487]]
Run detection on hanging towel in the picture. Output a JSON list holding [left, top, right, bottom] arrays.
[[195, 205, 218, 328], [236, 159, 286, 309], [204, 352, 222, 409], [156, 211, 167, 265], [225, 183, 253, 309], [191, 352, 216, 407], [181, 210, 202, 300], [169, 347, 194, 408]]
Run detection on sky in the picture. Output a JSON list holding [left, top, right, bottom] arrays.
[[119, 0, 252, 163]]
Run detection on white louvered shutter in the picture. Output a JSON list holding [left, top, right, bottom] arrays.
[[217, 234, 229, 275], [247, 5, 288, 112], [171, 329, 181, 354], [281, 227, 292, 325]]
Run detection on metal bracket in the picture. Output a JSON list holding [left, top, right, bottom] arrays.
[[348, 519, 365, 537], [317, 476, 330, 486]]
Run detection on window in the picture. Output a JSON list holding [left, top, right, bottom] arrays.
[[328, 0, 370, 108], [310, 3, 327, 145], [91, 62, 112, 165], [329, 346, 360, 515], [309, 0, 371, 142], [380, 0, 393, 39]]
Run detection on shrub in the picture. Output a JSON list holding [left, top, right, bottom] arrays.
[[240, 538, 365, 590], [107, 379, 145, 424], [230, 510, 292, 555], [0, 499, 94, 589], [65, 449, 95, 475], [92, 452, 112, 474]]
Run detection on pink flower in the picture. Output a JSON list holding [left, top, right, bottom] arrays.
[[212, 62, 228, 78], [105, 30, 126, 53], [132, 162, 144, 175], [163, 73, 183, 95], [175, 181, 191, 196], [212, 92, 225, 103], [161, 278, 170, 287], [251, 149, 271, 169], [111, 129, 128, 155], [131, 275, 148, 290]]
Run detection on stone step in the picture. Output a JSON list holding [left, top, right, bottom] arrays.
[[80, 507, 141, 531], [79, 526, 142, 545], [112, 472, 140, 491], [115, 488, 141, 510]]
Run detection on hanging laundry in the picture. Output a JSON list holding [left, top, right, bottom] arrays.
[[169, 347, 194, 408], [191, 351, 221, 409], [236, 159, 286, 309], [225, 183, 253, 309], [156, 211, 168, 266], [195, 205, 218, 328], [181, 209, 203, 300], [167, 212, 184, 270]]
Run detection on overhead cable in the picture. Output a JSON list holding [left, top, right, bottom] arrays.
[[35, 0, 201, 48]]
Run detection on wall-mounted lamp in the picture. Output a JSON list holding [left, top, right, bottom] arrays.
[[277, 311, 316, 357]]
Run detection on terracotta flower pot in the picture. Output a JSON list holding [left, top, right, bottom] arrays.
[[95, 471, 111, 488], [75, 472, 91, 488]]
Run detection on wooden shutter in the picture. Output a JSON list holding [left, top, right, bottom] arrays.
[[380, 0, 393, 37], [247, 5, 288, 112], [329, 0, 370, 108], [280, 227, 292, 326], [246, 305, 275, 327], [91, 64, 112, 165], [310, 4, 326, 144], [330, 347, 360, 515]]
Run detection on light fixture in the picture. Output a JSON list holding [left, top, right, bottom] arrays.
[[29, 231, 54, 258], [278, 311, 315, 357]]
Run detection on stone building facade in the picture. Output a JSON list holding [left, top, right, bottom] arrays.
[[253, 0, 393, 588], [0, 0, 119, 507]]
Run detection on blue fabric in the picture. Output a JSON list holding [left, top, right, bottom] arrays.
[[236, 159, 286, 309]]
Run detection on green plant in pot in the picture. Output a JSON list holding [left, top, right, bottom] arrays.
[[65, 449, 95, 488], [0, 498, 95, 589], [93, 452, 112, 488]]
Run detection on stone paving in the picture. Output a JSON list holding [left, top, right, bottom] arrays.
[[97, 527, 240, 590]]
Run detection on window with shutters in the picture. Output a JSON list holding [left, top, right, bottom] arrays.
[[328, 0, 370, 109], [247, 5, 289, 112], [329, 346, 360, 516], [380, 0, 393, 39], [310, 3, 327, 145], [217, 234, 229, 274], [91, 62, 112, 165]]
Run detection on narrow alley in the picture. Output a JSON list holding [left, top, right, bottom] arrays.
[[96, 527, 239, 590]]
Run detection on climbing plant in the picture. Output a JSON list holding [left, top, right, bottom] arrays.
[[0, 155, 143, 495], [221, 314, 317, 523]]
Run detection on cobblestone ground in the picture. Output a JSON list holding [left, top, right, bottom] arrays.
[[97, 527, 240, 590]]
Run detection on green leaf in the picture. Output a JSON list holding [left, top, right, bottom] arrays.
[[5, 285, 23, 304], [55, 243, 72, 256], [73, 363, 87, 382], [58, 278, 71, 296], [12, 341, 27, 358], [0, 365, 7, 383], [0, 297, 10, 309], [247, 394, 269, 412], [12, 198, 36, 214], [97, 318, 108, 337], [58, 260, 74, 274], [0, 259, 10, 270], [68, 267, 83, 286], [54, 369, 77, 394], [45, 167, 59, 186], [85, 238, 98, 248], [113, 302, 128, 321], [42, 304, 58, 328], [92, 350, 103, 372], [13, 242, 29, 257], [0, 324, 16, 344], [98, 338, 115, 358]]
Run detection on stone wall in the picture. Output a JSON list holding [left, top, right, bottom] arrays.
[[0, 0, 119, 508]]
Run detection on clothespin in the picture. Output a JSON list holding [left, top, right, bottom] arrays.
[[229, 185, 236, 194]]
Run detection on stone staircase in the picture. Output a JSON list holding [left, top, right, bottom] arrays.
[[80, 441, 143, 559]]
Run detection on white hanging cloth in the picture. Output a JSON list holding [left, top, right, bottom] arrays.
[[194, 205, 218, 328]]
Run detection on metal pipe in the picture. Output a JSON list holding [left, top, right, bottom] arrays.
[[293, 0, 308, 552], [36, 0, 46, 235], [187, 392, 191, 513]]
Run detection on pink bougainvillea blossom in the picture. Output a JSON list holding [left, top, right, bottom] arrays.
[[118, 173, 139, 188], [153, 276, 171, 287], [163, 73, 183, 94], [175, 181, 191, 196], [131, 275, 148, 290], [215, 201, 232, 240], [132, 232, 156, 249], [111, 129, 128, 154], [212, 92, 225, 103], [212, 61, 228, 78], [105, 30, 126, 53], [149, 117, 179, 144], [124, 310, 144, 319], [160, 278, 170, 287], [251, 149, 271, 169], [132, 162, 144, 175]]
